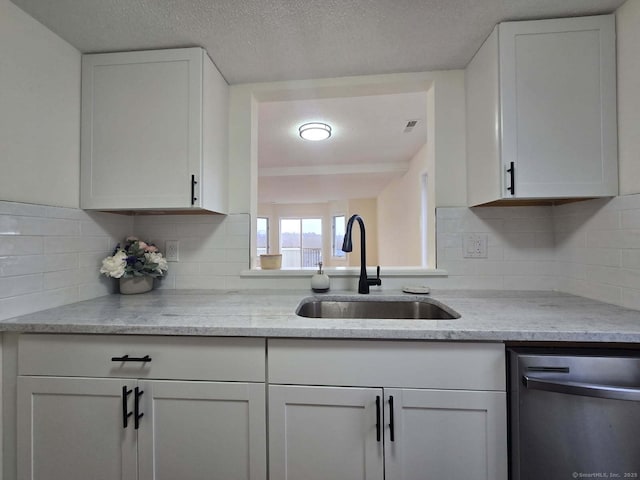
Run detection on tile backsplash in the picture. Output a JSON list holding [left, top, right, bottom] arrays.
[[434, 205, 556, 290], [1, 193, 640, 320], [0, 201, 132, 321], [134, 213, 251, 290], [435, 193, 640, 310], [0, 202, 257, 321], [554, 195, 640, 310]]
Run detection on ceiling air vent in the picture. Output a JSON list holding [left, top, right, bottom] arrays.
[[404, 120, 419, 133]]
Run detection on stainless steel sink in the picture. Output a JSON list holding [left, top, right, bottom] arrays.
[[295, 296, 460, 320]]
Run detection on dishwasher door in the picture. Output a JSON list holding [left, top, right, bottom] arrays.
[[509, 349, 640, 480]]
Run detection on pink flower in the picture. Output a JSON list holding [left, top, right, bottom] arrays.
[[145, 245, 159, 253], [137, 241, 148, 249], [126, 236, 138, 242]]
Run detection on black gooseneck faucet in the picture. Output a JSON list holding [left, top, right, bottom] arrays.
[[341, 214, 382, 294]]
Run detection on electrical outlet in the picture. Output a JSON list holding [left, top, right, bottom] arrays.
[[165, 240, 179, 262], [463, 234, 488, 258]]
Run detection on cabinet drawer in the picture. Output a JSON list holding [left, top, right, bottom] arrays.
[[268, 339, 505, 391], [18, 334, 265, 382]]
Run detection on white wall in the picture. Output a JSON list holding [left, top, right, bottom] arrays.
[[346, 198, 378, 267], [617, 0, 640, 195], [378, 143, 431, 267], [430, 71, 467, 207], [0, 0, 81, 208]]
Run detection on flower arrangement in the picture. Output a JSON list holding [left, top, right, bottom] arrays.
[[100, 236, 168, 279]]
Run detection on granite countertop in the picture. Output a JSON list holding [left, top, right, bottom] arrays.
[[2, 289, 640, 343]]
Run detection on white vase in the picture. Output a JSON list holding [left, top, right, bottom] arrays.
[[119, 276, 154, 295]]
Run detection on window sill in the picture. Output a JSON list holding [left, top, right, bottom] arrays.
[[241, 267, 448, 278]]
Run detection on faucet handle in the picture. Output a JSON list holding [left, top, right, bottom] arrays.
[[367, 266, 382, 287]]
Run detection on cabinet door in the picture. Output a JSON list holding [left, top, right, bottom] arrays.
[[17, 376, 137, 480], [384, 389, 507, 480], [81, 48, 203, 210], [137, 380, 266, 480], [499, 15, 617, 199], [466, 27, 502, 207], [269, 385, 384, 480]]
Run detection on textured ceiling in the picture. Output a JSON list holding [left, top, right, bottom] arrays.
[[257, 91, 427, 204], [10, 0, 626, 84], [258, 92, 428, 168]]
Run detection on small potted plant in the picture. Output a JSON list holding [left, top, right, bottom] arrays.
[[100, 236, 168, 294]]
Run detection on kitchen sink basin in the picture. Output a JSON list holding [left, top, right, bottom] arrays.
[[295, 296, 460, 320]]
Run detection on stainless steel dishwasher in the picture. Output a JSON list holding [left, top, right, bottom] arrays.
[[509, 348, 640, 480]]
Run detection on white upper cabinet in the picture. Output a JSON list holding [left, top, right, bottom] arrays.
[[466, 15, 618, 206], [80, 47, 228, 213]]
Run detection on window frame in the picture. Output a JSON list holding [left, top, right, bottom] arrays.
[[331, 214, 346, 259], [256, 217, 269, 256]]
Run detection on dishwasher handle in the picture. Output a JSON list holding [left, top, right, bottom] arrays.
[[523, 375, 640, 402]]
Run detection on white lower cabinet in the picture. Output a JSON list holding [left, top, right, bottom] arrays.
[[14, 335, 507, 480], [269, 385, 384, 480], [137, 380, 265, 480], [268, 339, 508, 480], [17, 376, 138, 480], [16, 335, 267, 480], [384, 388, 506, 480]]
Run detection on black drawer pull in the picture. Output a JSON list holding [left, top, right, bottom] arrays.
[[134, 387, 144, 429], [122, 386, 133, 429], [111, 355, 152, 363], [389, 395, 395, 442], [375, 395, 381, 442], [191, 174, 198, 205], [506, 161, 515, 195]]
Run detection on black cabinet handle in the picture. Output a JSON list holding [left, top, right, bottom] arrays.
[[506, 161, 515, 195], [389, 395, 395, 442], [375, 395, 381, 442], [111, 355, 152, 363], [191, 174, 198, 205], [122, 386, 133, 429], [134, 387, 144, 429]]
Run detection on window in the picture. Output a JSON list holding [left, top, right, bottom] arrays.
[[332, 215, 346, 258], [280, 218, 322, 268], [256, 217, 269, 256]]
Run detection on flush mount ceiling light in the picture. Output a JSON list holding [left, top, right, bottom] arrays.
[[299, 122, 332, 141]]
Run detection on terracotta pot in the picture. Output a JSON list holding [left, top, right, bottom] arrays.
[[119, 276, 154, 294]]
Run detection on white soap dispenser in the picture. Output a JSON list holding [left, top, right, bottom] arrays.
[[311, 262, 330, 293]]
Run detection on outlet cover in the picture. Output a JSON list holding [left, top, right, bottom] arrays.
[[165, 240, 179, 262], [463, 234, 488, 258]]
